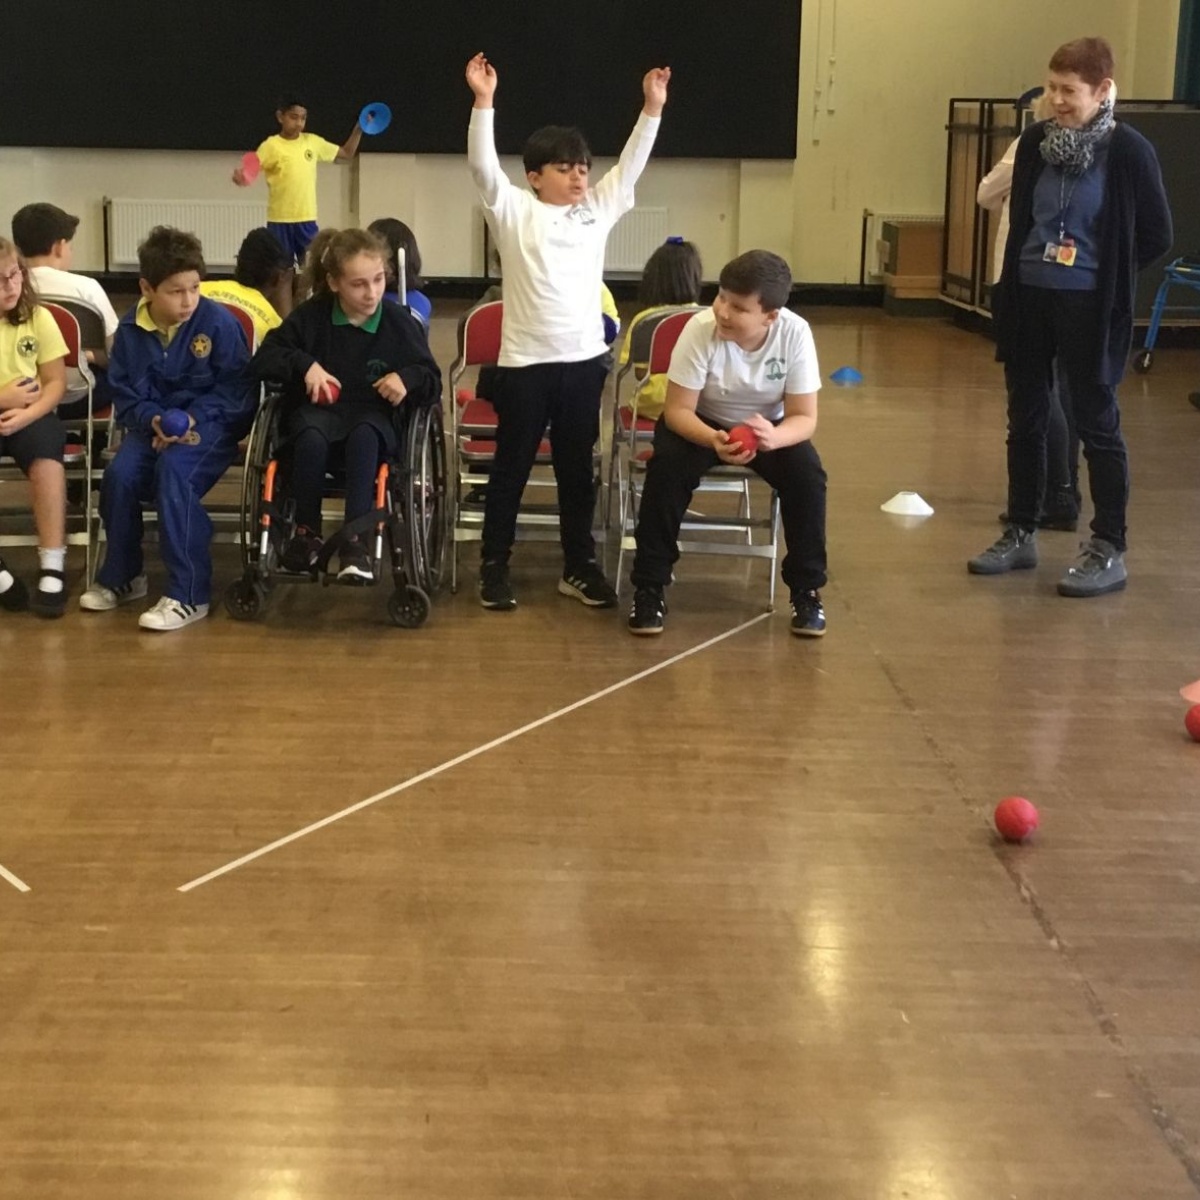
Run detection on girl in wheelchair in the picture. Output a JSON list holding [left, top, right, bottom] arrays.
[[252, 227, 440, 583]]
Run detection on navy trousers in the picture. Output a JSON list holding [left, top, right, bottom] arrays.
[[97, 426, 239, 605]]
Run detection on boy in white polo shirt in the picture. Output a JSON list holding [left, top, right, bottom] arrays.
[[628, 250, 828, 638], [464, 51, 670, 611]]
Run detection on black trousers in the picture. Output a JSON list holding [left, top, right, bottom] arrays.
[[1004, 286, 1128, 549], [481, 356, 608, 568], [631, 418, 828, 593]]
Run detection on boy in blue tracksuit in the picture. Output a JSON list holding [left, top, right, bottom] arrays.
[[80, 226, 255, 631]]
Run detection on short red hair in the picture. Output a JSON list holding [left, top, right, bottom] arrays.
[[1049, 37, 1115, 86]]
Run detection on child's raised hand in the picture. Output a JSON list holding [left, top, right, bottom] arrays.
[[642, 67, 671, 116], [304, 363, 342, 405], [0, 376, 40, 411], [231, 166, 249, 187], [373, 372, 407, 407], [466, 53, 498, 104]]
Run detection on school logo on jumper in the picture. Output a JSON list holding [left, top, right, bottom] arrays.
[[17, 335, 37, 357], [366, 359, 390, 383], [190, 334, 212, 358], [566, 204, 596, 226], [765, 357, 786, 381]]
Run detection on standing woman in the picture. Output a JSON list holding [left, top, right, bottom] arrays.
[[968, 37, 1172, 596]]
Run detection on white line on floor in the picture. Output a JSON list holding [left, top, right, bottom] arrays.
[[0, 863, 31, 893], [179, 611, 771, 892]]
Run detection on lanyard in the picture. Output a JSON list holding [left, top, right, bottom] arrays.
[[1057, 169, 1083, 243]]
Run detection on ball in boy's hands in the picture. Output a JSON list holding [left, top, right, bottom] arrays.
[[320, 381, 340, 405], [727, 424, 758, 454], [161, 409, 191, 438]]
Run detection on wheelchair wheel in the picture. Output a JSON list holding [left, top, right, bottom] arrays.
[[1133, 349, 1153, 374], [225, 575, 267, 621], [406, 405, 450, 595], [388, 584, 430, 629], [238, 395, 280, 572]]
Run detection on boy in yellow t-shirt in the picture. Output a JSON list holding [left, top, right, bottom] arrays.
[[233, 95, 362, 310]]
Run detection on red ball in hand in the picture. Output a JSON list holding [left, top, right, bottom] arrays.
[[994, 796, 1039, 842], [727, 423, 757, 454], [1185, 705, 1200, 742], [322, 381, 340, 405]]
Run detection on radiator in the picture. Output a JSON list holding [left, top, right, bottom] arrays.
[[104, 197, 268, 271], [605, 206, 670, 272]]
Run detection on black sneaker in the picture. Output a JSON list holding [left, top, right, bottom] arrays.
[[279, 527, 322, 574], [790, 589, 826, 637], [968, 525, 1038, 574], [479, 559, 516, 610], [336, 538, 375, 585], [628, 585, 666, 635], [558, 562, 618, 608]]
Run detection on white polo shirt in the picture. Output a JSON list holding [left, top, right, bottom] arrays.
[[667, 307, 821, 426]]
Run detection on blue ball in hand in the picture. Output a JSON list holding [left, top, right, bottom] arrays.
[[161, 409, 190, 438]]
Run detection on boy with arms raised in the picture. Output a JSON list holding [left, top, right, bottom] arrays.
[[628, 250, 829, 638], [465, 51, 670, 611]]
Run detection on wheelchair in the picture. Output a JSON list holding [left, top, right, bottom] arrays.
[[223, 390, 450, 627]]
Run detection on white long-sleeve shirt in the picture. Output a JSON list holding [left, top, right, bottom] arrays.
[[468, 107, 660, 367]]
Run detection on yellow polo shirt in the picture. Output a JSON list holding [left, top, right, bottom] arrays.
[[256, 132, 341, 223], [199, 280, 281, 346], [0, 305, 69, 387], [135, 298, 182, 346]]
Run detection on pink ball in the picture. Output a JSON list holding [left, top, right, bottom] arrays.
[[994, 796, 1039, 842]]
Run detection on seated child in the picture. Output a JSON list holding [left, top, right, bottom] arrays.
[[618, 237, 703, 421], [367, 218, 432, 328], [11, 202, 120, 416], [79, 226, 255, 632], [465, 51, 670, 611], [252, 228, 441, 583], [628, 250, 829, 639], [0, 237, 70, 617], [199, 227, 292, 347]]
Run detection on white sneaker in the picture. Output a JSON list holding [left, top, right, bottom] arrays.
[[79, 574, 149, 612], [137, 596, 210, 631]]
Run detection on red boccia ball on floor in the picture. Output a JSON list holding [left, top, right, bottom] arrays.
[[994, 796, 1039, 842], [727, 423, 757, 454], [1186, 706, 1200, 742]]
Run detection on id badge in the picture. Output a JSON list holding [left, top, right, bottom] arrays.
[[1043, 241, 1060, 263], [1056, 238, 1077, 267]]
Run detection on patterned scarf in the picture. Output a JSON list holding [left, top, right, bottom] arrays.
[[1039, 99, 1115, 176]]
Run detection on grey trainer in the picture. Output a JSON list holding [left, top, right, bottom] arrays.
[[968, 526, 1038, 575], [1057, 537, 1127, 597]]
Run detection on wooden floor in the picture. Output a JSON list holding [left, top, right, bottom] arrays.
[[4, 307, 1200, 1198]]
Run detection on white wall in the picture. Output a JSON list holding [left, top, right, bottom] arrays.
[[0, 1, 1179, 284]]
